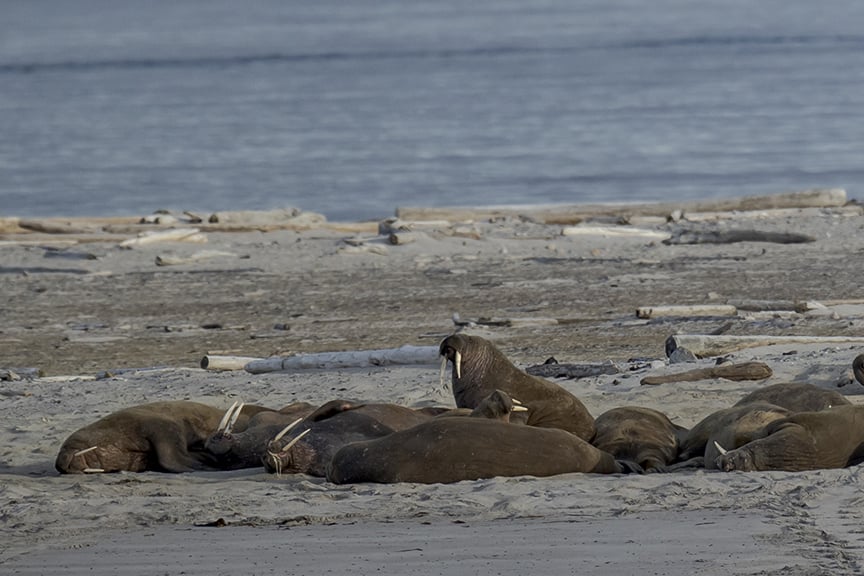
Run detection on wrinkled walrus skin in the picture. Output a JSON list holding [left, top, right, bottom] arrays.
[[715, 405, 864, 472], [439, 334, 595, 440], [733, 382, 850, 412], [591, 406, 686, 473], [327, 417, 623, 484], [55, 401, 273, 474]]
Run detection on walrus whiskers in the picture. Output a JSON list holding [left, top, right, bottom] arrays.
[[216, 401, 240, 433], [272, 417, 304, 443], [713, 441, 729, 455], [73, 445, 99, 458]]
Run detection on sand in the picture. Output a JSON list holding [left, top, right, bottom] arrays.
[[2, 201, 864, 574]]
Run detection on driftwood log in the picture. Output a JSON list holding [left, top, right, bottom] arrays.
[[636, 305, 738, 319], [666, 334, 864, 358], [662, 229, 815, 245], [244, 345, 440, 374], [200, 355, 263, 371], [525, 362, 620, 379], [640, 361, 773, 386]]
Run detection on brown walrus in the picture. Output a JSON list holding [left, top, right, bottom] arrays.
[[673, 402, 791, 469], [438, 334, 595, 440], [591, 406, 686, 473], [715, 404, 864, 472], [853, 353, 864, 386], [203, 401, 315, 470], [55, 401, 274, 474], [263, 400, 433, 476], [733, 382, 850, 412], [327, 416, 624, 484]]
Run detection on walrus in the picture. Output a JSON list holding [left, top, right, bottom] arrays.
[[263, 400, 433, 476], [327, 416, 625, 484], [438, 334, 595, 440], [715, 404, 864, 472], [591, 406, 686, 473], [55, 401, 274, 474], [203, 401, 315, 470], [733, 382, 850, 412], [852, 354, 864, 386], [672, 402, 791, 469]]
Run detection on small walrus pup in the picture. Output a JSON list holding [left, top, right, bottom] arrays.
[[591, 406, 686, 473], [715, 404, 864, 472], [55, 401, 272, 474], [439, 334, 595, 440]]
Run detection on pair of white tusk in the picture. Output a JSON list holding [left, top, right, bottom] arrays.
[[73, 445, 98, 458], [272, 417, 304, 443], [713, 441, 729, 455], [216, 401, 245, 434], [266, 427, 312, 478]]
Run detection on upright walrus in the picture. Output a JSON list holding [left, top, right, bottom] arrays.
[[715, 404, 864, 472], [55, 401, 273, 474], [591, 406, 686, 473], [439, 334, 595, 440], [327, 410, 623, 484]]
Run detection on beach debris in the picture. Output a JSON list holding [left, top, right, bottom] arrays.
[[0, 367, 43, 381], [119, 228, 207, 247], [200, 355, 263, 371], [560, 225, 669, 240], [154, 250, 239, 266], [640, 361, 773, 385], [451, 314, 559, 328], [666, 334, 864, 358], [662, 229, 815, 245], [244, 345, 440, 374], [525, 361, 620, 380], [208, 208, 325, 229], [636, 304, 738, 319]]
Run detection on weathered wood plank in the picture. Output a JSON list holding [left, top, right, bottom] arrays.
[[640, 361, 773, 385]]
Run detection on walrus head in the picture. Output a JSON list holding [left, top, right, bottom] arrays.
[[55, 433, 149, 474], [204, 401, 246, 456], [714, 444, 758, 472], [469, 390, 528, 422], [263, 418, 311, 476], [853, 354, 864, 387]]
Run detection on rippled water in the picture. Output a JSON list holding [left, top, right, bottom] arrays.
[[1, 0, 863, 221]]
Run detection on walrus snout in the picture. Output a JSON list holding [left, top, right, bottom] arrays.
[[715, 448, 756, 472], [55, 443, 105, 474]]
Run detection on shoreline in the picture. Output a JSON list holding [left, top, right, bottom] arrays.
[[2, 190, 864, 573]]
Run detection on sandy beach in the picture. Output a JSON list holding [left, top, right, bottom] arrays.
[[3, 193, 864, 574]]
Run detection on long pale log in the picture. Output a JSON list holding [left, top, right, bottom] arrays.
[[560, 226, 670, 239], [119, 228, 206, 247], [200, 355, 263, 371], [245, 345, 440, 373], [636, 305, 738, 319], [725, 299, 809, 313], [396, 188, 847, 224], [640, 361, 773, 385], [666, 334, 864, 358]]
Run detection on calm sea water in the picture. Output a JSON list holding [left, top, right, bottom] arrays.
[[2, 0, 863, 222]]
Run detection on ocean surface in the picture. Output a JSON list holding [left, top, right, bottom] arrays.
[[2, 0, 863, 222]]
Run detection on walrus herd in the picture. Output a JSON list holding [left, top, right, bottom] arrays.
[[55, 337, 864, 483]]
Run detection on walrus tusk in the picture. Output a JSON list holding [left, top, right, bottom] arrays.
[[277, 428, 311, 454], [73, 446, 99, 457], [83, 468, 105, 473], [224, 401, 245, 434], [511, 405, 529, 413], [272, 417, 304, 443], [217, 401, 240, 432], [713, 441, 729, 456], [455, 350, 462, 379]]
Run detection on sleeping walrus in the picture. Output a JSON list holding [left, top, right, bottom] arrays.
[[438, 334, 595, 440], [733, 382, 850, 412], [263, 400, 433, 476], [55, 400, 273, 474], [327, 411, 625, 484], [715, 404, 864, 472], [591, 406, 686, 473]]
